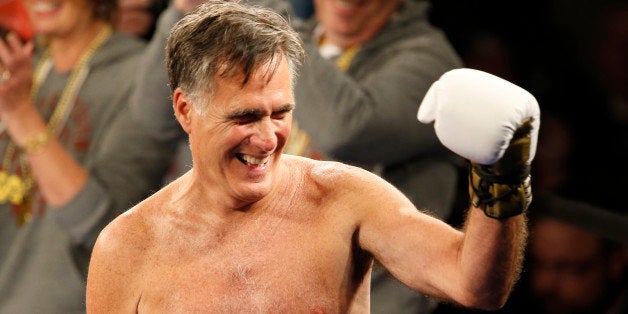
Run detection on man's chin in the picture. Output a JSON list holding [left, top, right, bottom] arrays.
[[234, 183, 273, 203]]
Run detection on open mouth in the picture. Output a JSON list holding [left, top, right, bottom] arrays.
[[236, 153, 271, 167]]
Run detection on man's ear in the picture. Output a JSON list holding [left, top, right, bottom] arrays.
[[173, 87, 193, 134]]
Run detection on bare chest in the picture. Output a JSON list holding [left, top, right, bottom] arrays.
[[136, 217, 369, 313]]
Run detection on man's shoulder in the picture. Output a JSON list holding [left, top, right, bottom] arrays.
[[279, 155, 408, 219], [283, 153, 361, 174], [94, 203, 154, 258], [282, 154, 383, 190]]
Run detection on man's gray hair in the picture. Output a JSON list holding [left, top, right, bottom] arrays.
[[166, 0, 305, 114]]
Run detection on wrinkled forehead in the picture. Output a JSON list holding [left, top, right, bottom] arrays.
[[215, 52, 290, 88], [204, 54, 294, 109]]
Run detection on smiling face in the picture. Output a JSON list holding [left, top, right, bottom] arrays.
[[175, 55, 295, 209], [25, 0, 96, 37], [314, 0, 400, 48]]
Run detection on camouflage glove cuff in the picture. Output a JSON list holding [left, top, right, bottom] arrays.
[[469, 119, 533, 219]]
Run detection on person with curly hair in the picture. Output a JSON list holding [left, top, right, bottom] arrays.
[[0, 0, 145, 311]]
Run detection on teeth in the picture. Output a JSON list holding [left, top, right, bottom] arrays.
[[32, 2, 58, 13], [242, 155, 270, 166]]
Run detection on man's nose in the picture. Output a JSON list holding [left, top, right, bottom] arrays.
[[250, 118, 277, 152]]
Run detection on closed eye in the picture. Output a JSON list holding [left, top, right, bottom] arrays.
[[271, 104, 294, 120], [227, 104, 294, 125], [232, 113, 260, 125]]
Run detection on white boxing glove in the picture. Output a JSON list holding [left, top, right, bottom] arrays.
[[418, 68, 539, 165], [418, 68, 540, 218]]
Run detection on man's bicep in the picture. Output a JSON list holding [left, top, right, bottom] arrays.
[[357, 185, 464, 300]]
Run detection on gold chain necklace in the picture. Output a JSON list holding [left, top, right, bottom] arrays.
[[335, 45, 359, 71], [0, 25, 112, 226], [316, 34, 361, 71]]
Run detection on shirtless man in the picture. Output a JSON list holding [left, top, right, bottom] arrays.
[[85, 1, 539, 312]]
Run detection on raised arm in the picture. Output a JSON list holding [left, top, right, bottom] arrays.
[[0, 32, 84, 208], [359, 68, 539, 310]]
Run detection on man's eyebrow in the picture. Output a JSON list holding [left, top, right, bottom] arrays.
[[226, 103, 295, 119], [226, 108, 265, 119], [275, 103, 295, 112]]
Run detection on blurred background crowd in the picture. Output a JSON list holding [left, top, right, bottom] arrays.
[[1, 0, 626, 313], [432, 1, 628, 313]]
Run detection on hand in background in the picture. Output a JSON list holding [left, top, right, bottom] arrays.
[[0, 0, 35, 42], [0, 31, 34, 113]]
